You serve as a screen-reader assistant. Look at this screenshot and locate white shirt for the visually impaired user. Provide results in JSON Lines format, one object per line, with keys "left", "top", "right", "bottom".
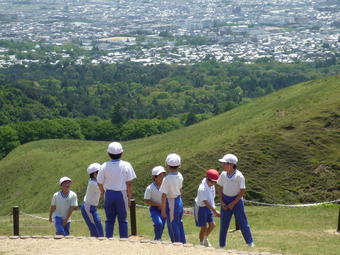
{"left": 84, "top": 179, "right": 101, "bottom": 206}
{"left": 195, "top": 178, "right": 216, "bottom": 208}
{"left": 144, "top": 182, "right": 163, "bottom": 205}
{"left": 159, "top": 172, "right": 183, "bottom": 198}
{"left": 217, "top": 170, "right": 245, "bottom": 197}
{"left": 97, "top": 160, "right": 136, "bottom": 191}
{"left": 51, "top": 191, "right": 78, "bottom": 221}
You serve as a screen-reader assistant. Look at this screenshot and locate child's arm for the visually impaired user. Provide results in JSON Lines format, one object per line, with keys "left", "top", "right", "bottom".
{"left": 63, "top": 206, "right": 77, "bottom": 226}
{"left": 219, "top": 186, "right": 228, "bottom": 210}
{"left": 144, "top": 199, "right": 162, "bottom": 209}
{"left": 98, "top": 183, "right": 105, "bottom": 194}
{"left": 49, "top": 205, "right": 56, "bottom": 223}
{"left": 226, "top": 189, "right": 245, "bottom": 210}
{"left": 126, "top": 181, "right": 132, "bottom": 207}
{"left": 203, "top": 200, "right": 220, "bottom": 217}
{"left": 161, "top": 193, "right": 167, "bottom": 218}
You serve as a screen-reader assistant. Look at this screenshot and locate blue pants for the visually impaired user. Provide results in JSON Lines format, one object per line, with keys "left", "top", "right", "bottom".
{"left": 219, "top": 195, "right": 253, "bottom": 247}
{"left": 166, "top": 196, "right": 186, "bottom": 243}
{"left": 81, "top": 202, "right": 104, "bottom": 237}
{"left": 194, "top": 205, "right": 213, "bottom": 227}
{"left": 104, "top": 190, "right": 128, "bottom": 238}
{"left": 54, "top": 216, "right": 70, "bottom": 236}
{"left": 150, "top": 206, "right": 166, "bottom": 240}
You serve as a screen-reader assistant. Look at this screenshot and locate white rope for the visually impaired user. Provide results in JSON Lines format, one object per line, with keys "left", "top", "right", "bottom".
{"left": 20, "top": 212, "right": 83, "bottom": 222}
{"left": 243, "top": 199, "right": 340, "bottom": 207}
{"left": 18, "top": 199, "right": 340, "bottom": 222}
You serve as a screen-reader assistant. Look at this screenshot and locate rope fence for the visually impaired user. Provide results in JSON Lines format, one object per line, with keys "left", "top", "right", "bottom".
{"left": 5, "top": 198, "right": 340, "bottom": 236}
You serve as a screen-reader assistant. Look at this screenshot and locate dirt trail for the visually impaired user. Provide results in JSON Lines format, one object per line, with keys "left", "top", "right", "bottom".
{"left": 0, "top": 237, "right": 278, "bottom": 255}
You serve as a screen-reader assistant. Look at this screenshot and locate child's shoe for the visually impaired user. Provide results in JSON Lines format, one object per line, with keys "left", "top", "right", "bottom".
{"left": 203, "top": 238, "right": 211, "bottom": 247}
{"left": 248, "top": 242, "right": 255, "bottom": 247}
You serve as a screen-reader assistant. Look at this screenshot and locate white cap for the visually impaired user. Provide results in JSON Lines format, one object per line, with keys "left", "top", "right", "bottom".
{"left": 152, "top": 166, "right": 166, "bottom": 176}
{"left": 87, "top": 163, "right": 101, "bottom": 175}
{"left": 218, "top": 154, "right": 238, "bottom": 164}
{"left": 166, "top": 153, "right": 181, "bottom": 167}
{"left": 59, "top": 176, "right": 72, "bottom": 185}
{"left": 107, "top": 142, "right": 123, "bottom": 154}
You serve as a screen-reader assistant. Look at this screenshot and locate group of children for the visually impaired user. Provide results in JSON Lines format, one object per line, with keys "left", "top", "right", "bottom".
{"left": 49, "top": 141, "right": 254, "bottom": 248}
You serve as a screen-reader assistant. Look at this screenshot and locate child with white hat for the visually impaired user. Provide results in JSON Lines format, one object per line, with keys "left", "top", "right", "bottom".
{"left": 97, "top": 142, "right": 137, "bottom": 238}
{"left": 81, "top": 163, "right": 104, "bottom": 237}
{"left": 194, "top": 169, "right": 220, "bottom": 247}
{"left": 49, "top": 177, "right": 78, "bottom": 236}
{"left": 217, "top": 154, "right": 254, "bottom": 248}
{"left": 144, "top": 166, "right": 167, "bottom": 240}
{"left": 160, "top": 153, "right": 186, "bottom": 243}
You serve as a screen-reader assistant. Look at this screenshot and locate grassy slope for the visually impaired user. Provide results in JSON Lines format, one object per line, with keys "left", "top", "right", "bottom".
{"left": 0, "top": 75, "right": 339, "bottom": 215}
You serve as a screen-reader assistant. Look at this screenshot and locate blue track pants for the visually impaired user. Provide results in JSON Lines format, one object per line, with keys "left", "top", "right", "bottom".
{"left": 149, "top": 206, "right": 166, "bottom": 240}
{"left": 219, "top": 195, "right": 253, "bottom": 247}
{"left": 54, "top": 216, "right": 70, "bottom": 236}
{"left": 104, "top": 190, "right": 128, "bottom": 238}
{"left": 81, "top": 202, "right": 104, "bottom": 237}
{"left": 166, "top": 196, "right": 186, "bottom": 243}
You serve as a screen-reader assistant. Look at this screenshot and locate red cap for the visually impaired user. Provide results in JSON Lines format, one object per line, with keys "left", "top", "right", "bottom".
{"left": 206, "top": 169, "right": 219, "bottom": 182}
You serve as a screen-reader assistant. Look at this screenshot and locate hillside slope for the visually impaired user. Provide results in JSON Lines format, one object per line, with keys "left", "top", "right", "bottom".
{"left": 0, "top": 75, "right": 339, "bottom": 214}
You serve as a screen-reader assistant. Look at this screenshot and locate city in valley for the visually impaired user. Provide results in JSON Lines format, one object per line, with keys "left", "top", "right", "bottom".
{"left": 0, "top": 0, "right": 339, "bottom": 67}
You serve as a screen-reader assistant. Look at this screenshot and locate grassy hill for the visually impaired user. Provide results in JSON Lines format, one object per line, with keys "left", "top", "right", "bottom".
{"left": 0, "top": 75, "right": 339, "bottom": 215}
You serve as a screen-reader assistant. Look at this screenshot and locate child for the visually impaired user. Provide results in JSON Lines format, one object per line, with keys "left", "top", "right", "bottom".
{"left": 160, "top": 153, "right": 186, "bottom": 243}
{"left": 217, "top": 154, "right": 254, "bottom": 248}
{"left": 97, "top": 141, "right": 136, "bottom": 238}
{"left": 49, "top": 177, "right": 78, "bottom": 236}
{"left": 194, "top": 169, "right": 220, "bottom": 247}
{"left": 81, "top": 163, "right": 104, "bottom": 237}
{"left": 144, "top": 166, "right": 167, "bottom": 240}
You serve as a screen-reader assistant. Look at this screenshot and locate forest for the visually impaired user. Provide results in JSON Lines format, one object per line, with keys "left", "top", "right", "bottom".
{"left": 0, "top": 56, "right": 339, "bottom": 159}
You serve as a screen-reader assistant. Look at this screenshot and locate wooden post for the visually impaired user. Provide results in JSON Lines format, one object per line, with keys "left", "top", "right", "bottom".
{"left": 130, "top": 199, "right": 137, "bottom": 236}
{"left": 13, "top": 206, "right": 19, "bottom": 236}
{"left": 337, "top": 207, "right": 340, "bottom": 233}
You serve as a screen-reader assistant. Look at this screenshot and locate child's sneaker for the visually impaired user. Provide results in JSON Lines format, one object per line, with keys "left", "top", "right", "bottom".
{"left": 199, "top": 241, "right": 204, "bottom": 246}
{"left": 203, "top": 238, "right": 211, "bottom": 247}
{"left": 248, "top": 242, "right": 255, "bottom": 247}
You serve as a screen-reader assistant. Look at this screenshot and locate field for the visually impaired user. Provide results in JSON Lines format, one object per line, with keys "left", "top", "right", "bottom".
{"left": 0, "top": 206, "right": 339, "bottom": 255}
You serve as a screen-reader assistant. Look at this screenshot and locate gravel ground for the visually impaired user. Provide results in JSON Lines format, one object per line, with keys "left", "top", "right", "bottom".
{"left": 0, "top": 237, "right": 266, "bottom": 255}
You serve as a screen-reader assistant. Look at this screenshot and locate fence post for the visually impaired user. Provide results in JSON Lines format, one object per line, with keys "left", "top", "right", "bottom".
{"left": 13, "top": 206, "right": 19, "bottom": 236}
{"left": 130, "top": 199, "right": 137, "bottom": 236}
{"left": 337, "top": 207, "right": 340, "bottom": 233}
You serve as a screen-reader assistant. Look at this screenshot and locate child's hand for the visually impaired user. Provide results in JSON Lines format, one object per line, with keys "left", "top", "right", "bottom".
{"left": 161, "top": 210, "right": 167, "bottom": 218}
{"left": 62, "top": 219, "right": 68, "bottom": 226}
{"left": 49, "top": 216, "right": 52, "bottom": 223}
{"left": 226, "top": 202, "right": 235, "bottom": 210}
{"left": 221, "top": 202, "right": 228, "bottom": 210}
{"left": 214, "top": 210, "right": 221, "bottom": 217}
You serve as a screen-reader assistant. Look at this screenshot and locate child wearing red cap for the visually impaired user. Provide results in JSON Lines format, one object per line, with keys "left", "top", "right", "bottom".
{"left": 194, "top": 169, "right": 220, "bottom": 247}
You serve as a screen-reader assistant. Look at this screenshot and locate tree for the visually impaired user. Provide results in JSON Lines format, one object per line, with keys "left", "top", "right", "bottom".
{"left": 0, "top": 126, "right": 20, "bottom": 159}
{"left": 185, "top": 111, "right": 198, "bottom": 126}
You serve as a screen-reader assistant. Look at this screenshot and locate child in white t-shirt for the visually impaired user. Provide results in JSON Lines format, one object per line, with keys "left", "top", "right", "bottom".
{"left": 49, "top": 177, "right": 78, "bottom": 236}
{"left": 81, "top": 163, "right": 104, "bottom": 237}
{"left": 160, "top": 153, "right": 186, "bottom": 243}
{"left": 194, "top": 169, "right": 220, "bottom": 247}
{"left": 217, "top": 154, "right": 254, "bottom": 248}
{"left": 144, "top": 166, "right": 166, "bottom": 240}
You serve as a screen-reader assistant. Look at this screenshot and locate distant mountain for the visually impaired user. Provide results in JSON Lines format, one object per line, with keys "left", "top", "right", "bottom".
{"left": 0, "top": 75, "right": 339, "bottom": 215}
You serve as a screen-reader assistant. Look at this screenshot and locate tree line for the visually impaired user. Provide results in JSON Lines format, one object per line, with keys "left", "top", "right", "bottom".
{"left": 0, "top": 57, "right": 339, "bottom": 159}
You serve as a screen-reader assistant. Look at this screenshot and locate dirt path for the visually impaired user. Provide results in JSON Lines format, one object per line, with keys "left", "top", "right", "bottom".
{"left": 0, "top": 237, "right": 278, "bottom": 255}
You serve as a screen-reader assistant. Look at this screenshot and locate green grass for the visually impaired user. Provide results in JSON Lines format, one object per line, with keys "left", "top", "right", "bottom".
{"left": 0, "top": 206, "right": 339, "bottom": 255}
{"left": 0, "top": 76, "right": 339, "bottom": 215}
